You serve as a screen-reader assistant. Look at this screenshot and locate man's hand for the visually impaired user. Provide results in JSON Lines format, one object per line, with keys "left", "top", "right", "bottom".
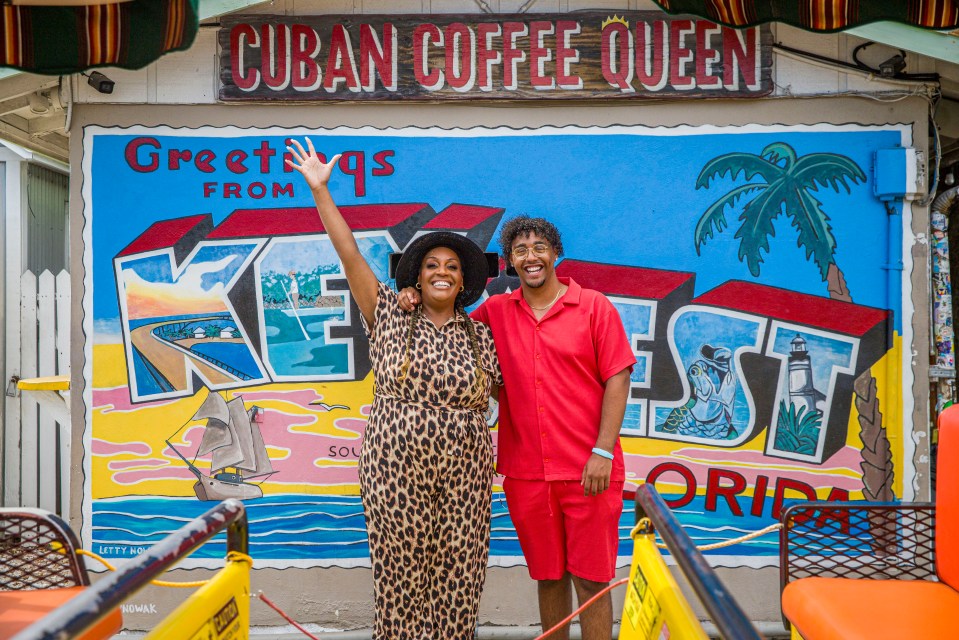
{"left": 581, "top": 453, "right": 612, "bottom": 496}
{"left": 398, "top": 286, "right": 421, "bottom": 311}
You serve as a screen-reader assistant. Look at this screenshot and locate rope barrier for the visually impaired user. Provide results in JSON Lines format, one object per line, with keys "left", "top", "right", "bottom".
{"left": 687, "top": 523, "right": 783, "bottom": 551}
{"left": 630, "top": 519, "right": 784, "bottom": 550}
{"left": 255, "top": 579, "right": 631, "bottom": 640}
{"left": 257, "top": 592, "right": 322, "bottom": 640}
{"left": 77, "top": 548, "right": 211, "bottom": 588}
{"left": 533, "top": 577, "right": 629, "bottom": 640}
{"left": 69, "top": 519, "right": 783, "bottom": 639}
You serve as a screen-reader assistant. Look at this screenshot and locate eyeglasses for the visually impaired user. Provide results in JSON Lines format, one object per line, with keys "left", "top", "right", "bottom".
{"left": 511, "top": 243, "right": 551, "bottom": 259}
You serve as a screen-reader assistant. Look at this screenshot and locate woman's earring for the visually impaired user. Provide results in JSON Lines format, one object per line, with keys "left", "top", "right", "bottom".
{"left": 415, "top": 282, "right": 421, "bottom": 290}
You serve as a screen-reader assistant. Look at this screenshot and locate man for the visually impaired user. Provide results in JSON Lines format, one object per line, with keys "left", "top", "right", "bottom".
{"left": 288, "top": 270, "right": 300, "bottom": 309}
{"left": 402, "top": 216, "right": 634, "bottom": 639}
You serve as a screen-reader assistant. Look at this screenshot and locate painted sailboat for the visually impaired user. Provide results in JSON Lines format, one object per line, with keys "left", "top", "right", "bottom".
{"left": 167, "top": 392, "right": 274, "bottom": 501}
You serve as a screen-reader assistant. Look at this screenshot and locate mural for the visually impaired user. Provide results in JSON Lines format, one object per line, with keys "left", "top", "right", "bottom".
{"left": 83, "top": 123, "right": 914, "bottom": 568}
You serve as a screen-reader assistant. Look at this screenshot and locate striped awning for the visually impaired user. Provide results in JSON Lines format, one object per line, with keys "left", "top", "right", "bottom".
{"left": 0, "top": 0, "right": 198, "bottom": 75}
{"left": 651, "top": 0, "right": 959, "bottom": 32}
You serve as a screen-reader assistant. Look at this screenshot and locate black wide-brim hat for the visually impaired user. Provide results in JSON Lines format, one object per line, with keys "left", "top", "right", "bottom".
{"left": 390, "top": 232, "right": 499, "bottom": 307}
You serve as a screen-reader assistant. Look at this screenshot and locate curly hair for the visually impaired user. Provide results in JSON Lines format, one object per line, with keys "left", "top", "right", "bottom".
{"left": 497, "top": 215, "right": 564, "bottom": 262}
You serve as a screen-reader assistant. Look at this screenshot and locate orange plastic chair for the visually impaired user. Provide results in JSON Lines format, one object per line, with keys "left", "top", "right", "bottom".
{"left": 0, "top": 508, "right": 121, "bottom": 639}
{"left": 781, "top": 405, "right": 959, "bottom": 640}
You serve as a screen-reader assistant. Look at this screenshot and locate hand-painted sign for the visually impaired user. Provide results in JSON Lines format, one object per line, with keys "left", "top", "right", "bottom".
{"left": 217, "top": 12, "right": 773, "bottom": 101}
{"left": 84, "top": 123, "right": 911, "bottom": 570}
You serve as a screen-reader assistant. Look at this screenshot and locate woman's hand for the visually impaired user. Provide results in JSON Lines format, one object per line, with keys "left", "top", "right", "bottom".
{"left": 286, "top": 138, "right": 341, "bottom": 191}
{"left": 285, "top": 137, "right": 377, "bottom": 328}
{"left": 398, "top": 286, "right": 421, "bottom": 311}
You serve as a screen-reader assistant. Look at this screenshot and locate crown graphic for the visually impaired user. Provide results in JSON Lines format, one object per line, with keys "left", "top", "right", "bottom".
{"left": 601, "top": 15, "right": 629, "bottom": 29}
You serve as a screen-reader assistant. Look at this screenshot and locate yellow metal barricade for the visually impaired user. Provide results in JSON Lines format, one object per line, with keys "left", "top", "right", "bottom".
{"left": 619, "top": 520, "right": 708, "bottom": 640}
{"left": 147, "top": 551, "right": 252, "bottom": 640}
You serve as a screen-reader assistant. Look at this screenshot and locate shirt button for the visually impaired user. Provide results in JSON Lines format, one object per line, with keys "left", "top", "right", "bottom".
{"left": 544, "top": 458, "right": 550, "bottom": 463}
{"left": 541, "top": 431, "right": 547, "bottom": 437}
{"left": 536, "top": 327, "right": 540, "bottom": 332}
{"left": 539, "top": 406, "right": 544, "bottom": 412}
{"left": 536, "top": 379, "right": 541, "bottom": 387}
{"left": 535, "top": 353, "right": 540, "bottom": 359}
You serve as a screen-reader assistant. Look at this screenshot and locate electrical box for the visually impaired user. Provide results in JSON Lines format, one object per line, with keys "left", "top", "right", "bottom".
{"left": 873, "top": 147, "right": 923, "bottom": 201}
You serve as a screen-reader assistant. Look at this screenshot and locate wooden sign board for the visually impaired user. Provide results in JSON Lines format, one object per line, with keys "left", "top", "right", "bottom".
{"left": 218, "top": 12, "right": 773, "bottom": 102}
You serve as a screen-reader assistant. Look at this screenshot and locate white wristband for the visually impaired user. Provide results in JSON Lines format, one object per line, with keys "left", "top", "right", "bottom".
{"left": 591, "top": 447, "right": 614, "bottom": 460}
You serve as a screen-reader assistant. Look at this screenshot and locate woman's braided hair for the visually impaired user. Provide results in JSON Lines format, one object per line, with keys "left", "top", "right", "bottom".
{"left": 394, "top": 258, "right": 487, "bottom": 396}
{"left": 395, "top": 304, "right": 420, "bottom": 384}
{"left": 458, "top": 302, "right": 487, "bottom": 397}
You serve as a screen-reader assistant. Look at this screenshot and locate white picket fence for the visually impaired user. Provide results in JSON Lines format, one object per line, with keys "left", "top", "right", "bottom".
{"left": 2, "top": 270, "right": 71, "bottom": 514}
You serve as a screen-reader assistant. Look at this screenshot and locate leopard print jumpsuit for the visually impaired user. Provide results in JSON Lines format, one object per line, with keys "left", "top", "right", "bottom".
{"left": 360, "top": 283, "right": 502, "bottom": 640}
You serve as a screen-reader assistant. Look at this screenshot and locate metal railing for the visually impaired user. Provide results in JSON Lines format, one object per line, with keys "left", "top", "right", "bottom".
{"left": 13, "top": 499, "right": 248, "bottom": 640}
{"left": 635, "top": 484, "right": 764, "bottom": 640}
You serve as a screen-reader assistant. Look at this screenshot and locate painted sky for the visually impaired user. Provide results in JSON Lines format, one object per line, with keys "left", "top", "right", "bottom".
{"left": 91, "top": 124, "right": 905, "bottom": 332}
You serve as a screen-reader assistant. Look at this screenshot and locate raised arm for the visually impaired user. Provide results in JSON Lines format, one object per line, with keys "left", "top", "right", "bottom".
{"left": 287, "top": 138, "right": 378, "bottom": 327}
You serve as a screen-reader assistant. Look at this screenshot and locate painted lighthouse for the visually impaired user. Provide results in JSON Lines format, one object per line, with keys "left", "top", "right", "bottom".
{"left": 787, "top": 334, "right": 826, "bottom": 415}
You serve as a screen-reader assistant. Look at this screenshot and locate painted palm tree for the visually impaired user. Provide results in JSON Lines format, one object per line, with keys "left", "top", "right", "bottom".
{"left": 693, "top": 141, "right": 866, "bottom": 301}
{"left": 693, "top": 142, "right": 893, "bottom": 503}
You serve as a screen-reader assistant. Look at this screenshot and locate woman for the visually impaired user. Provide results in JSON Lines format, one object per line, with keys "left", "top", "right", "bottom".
{"left": 287, "top": 138, "right": 501, "bottom": 640}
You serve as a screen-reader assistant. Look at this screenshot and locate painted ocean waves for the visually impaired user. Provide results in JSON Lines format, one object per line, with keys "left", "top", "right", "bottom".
{"left": 90, "top": 493, "right": 780, "bottom": 562}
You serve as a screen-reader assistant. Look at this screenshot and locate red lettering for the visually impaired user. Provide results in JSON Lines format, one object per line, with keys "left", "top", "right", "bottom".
{"left": 372, "top": 150, "right": 395, "bottom": 176}
{"left": 646, "top": 462, "right": 696, "bottom": 508}
{"left": 201, "top": 181, "right": 296, "bottom": 198}
{"left": 125, "top": 137, "right": 160, "bottom": 173}
{"left": 360, "top": 23, "right": 397, "bottom": 91}
{"left": 601, "top": 23, "right": 632, "bottom": 91}
{"left": 723, "top": 27, "right": 758, "bottom": 90}
{"left": 253, "top": 141, "right": 276, "bottom": 174}
{"left": 695, "top": 21, "right": 723, "bottom": 89}
{"left": 226, "top": 150, "right": 248, "bottom": 174}
{"left": 750, "top": 475, "right": 769, "bottom": 517}
{"left": 230, "top": 24, "right": 260, "bottom": 91}
{"left": 273, "top": 183, "right": 294, "bottom": 197}
{"left": 528, "top": 21, "right": 554, "bottom": 89}
{"left": 261, "top": 24, "right": 291, "bottom": 90}
{"left": 413, "top": 24, "right": 443, "bottom": 90}
{"left": 282, "top": 140, "right": 296, "bottom": 173}
{"left": 636, "top": 21, "right": 669, "bottom": 91}
{"left": 291, "top": 24, "right": 322, "bottom": 92}
{"left": 705, "top": 468, "right": 746, "bottom": 516}
{"left": 501, "top": 22, "right": 527, "bottom": 90}
{"left": 555, "top": 21, "right": 582, "bottom": 89}
{"left": 669, "top": 20, "right": 695, "bottom": 89}
{"left": 814, "top": 488, "right": 851, "bottom": 534}
{"left": 446, "top": 23, "right": 475, "bottom": 91}
{"left": 772, "top": 477, "right": 818, "bottom": 520}
{"left": 476, "top": 23, "right": 502, "bottom": 92}
{"left": 324, "top": 25, "right": 359, "bottom": 92}
{"left": 195, "top": 150, "right": 216, "bottom": 174}
{"left": 248, "top": 182, "right": 267, "bottom": 198}
{"left": 339, "top": 152, "right": 366, "bottom": 197}
{"left": 167, "top": 149, "right": 191, "bottom": 171}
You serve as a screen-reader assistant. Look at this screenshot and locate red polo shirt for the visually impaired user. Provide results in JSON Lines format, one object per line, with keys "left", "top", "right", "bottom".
{"left": 472, "top": 277, "right": 635, "bottom": 481}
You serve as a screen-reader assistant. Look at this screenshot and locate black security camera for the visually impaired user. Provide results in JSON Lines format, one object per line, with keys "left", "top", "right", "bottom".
{"left": 84, "top": 71, "right": 115, "bottom": 94}
{"left": 878, "top": 54, "right": 906, "bottom": 78}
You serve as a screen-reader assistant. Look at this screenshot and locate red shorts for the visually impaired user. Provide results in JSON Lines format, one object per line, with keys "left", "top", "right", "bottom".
{"left": 503, "top": 477, "right": 624, "bottom": 583}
